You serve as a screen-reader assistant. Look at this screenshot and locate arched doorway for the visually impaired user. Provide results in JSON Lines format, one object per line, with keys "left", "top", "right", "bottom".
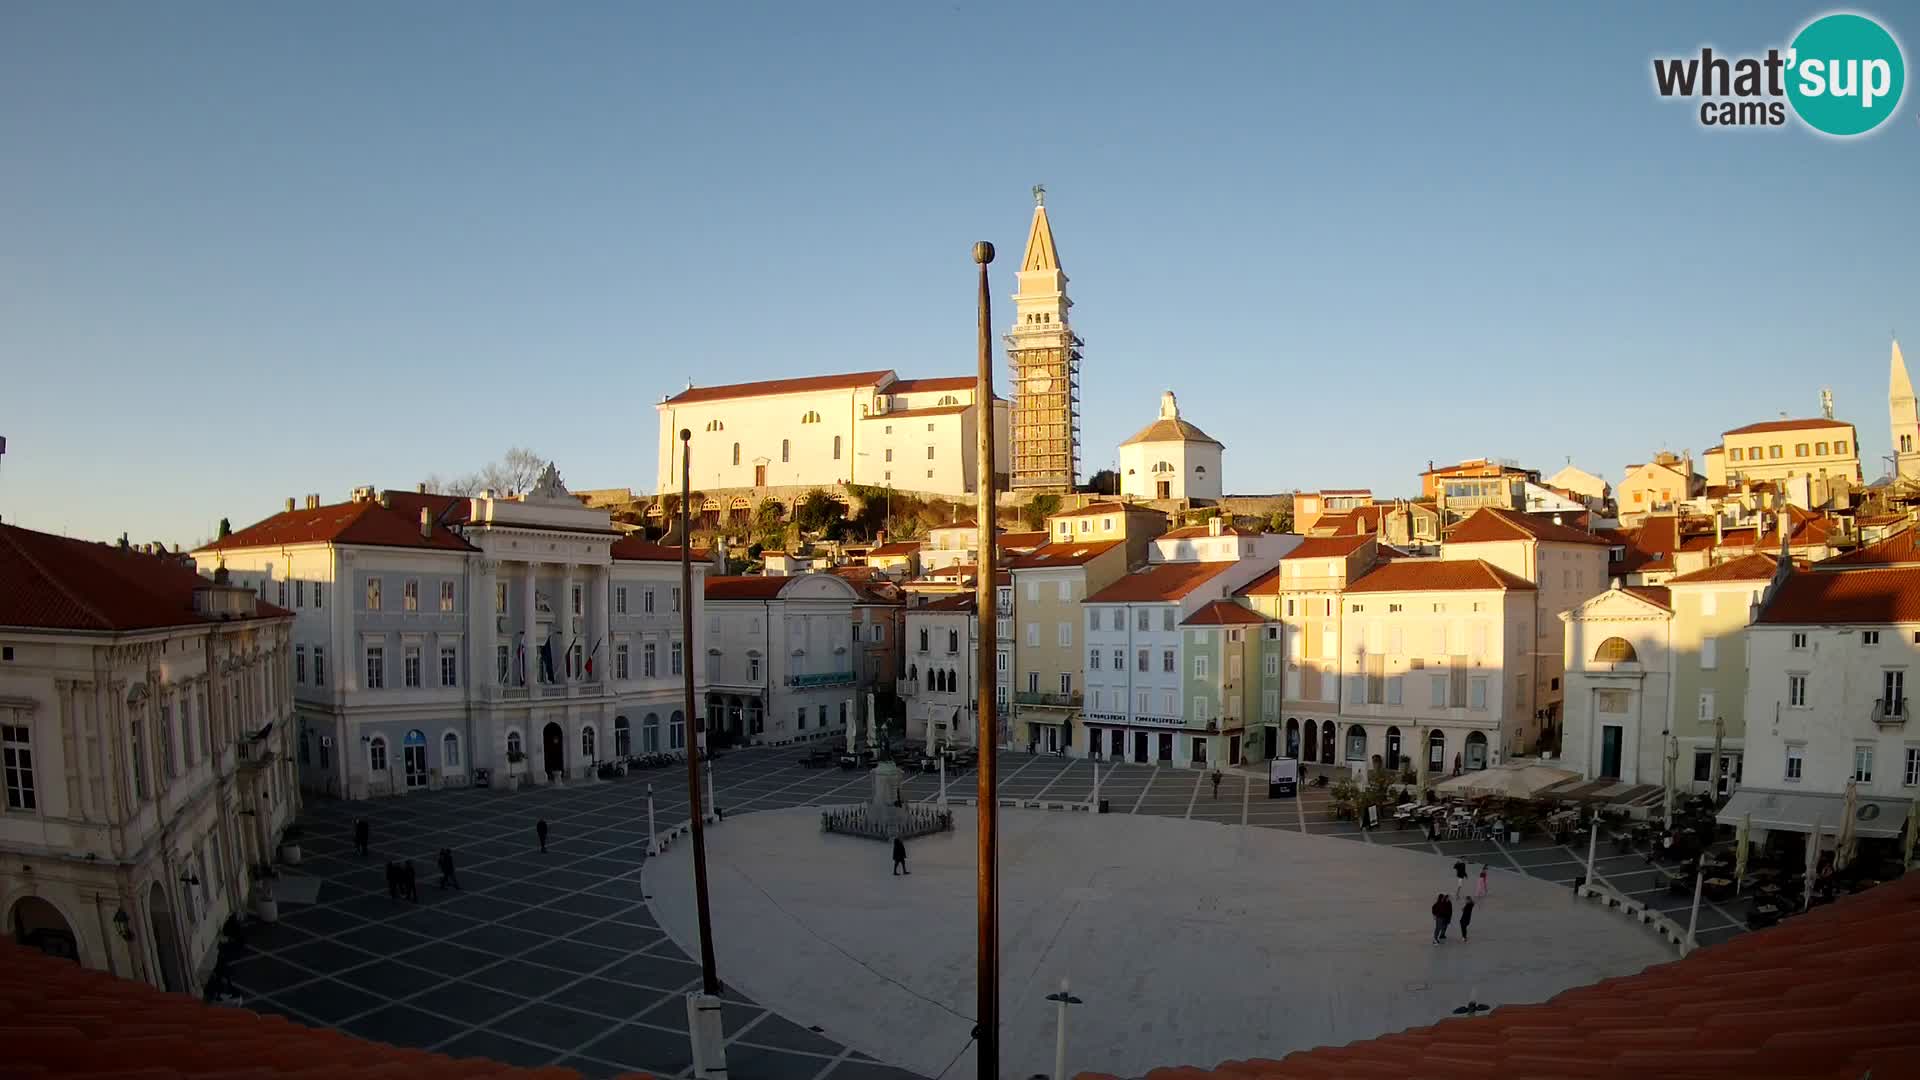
{"left": 10, "top": 895, "right": 78, "bottom": 963}
{"left": 1385, "top": 726, "right": 1402, "bottom": 771}
{"left": 147, "top": 882, "right": 185, "bottom": 993}
{"left": 1345, "top": 724, "right": 1367, "bottom": 764}
{"left": 643, "top": 713, "right": 661, "bottom": 752}
{"left": 1465, "top": 731, "right": 1489, "bottom": 771}
{"left": 1320, "top": 721, "right": 1337, "bottom": 764}
{"left": 1301, "top": 720, "right": 1317, "bottom": 762}
{"left": 402, "top": 729, "right": 428, "bottom": 789}
{"left": 1285, "top": 718, "right": 1300, "bottom": 759}
{"left": 541, "top": 722, "right": 564, "bottom": 778}
{"left": 614, "top": 716, "right": 631, "bottom": 757}
{"left": 1427, "top": 729, "right": 1447, "bottom": 773}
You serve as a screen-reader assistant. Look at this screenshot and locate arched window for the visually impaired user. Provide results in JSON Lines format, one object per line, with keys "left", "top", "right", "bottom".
{"left": 908, "top": 664, "right": 917, "bottom": 686}
{"left": 1594, "top": 637, "right": 1637, "bottom": 663}
{"left": 643, "top": 713, "right": 661, "bottom": 752}
{"left": 732, "top": 443, "right": 741, "bottom": 466}
{"left": 507, "top": 730, "right": 523, "bottom": 757}
{"left": 369, "top": 735, "right": 387, "bottom": 773}
{"left": 1427, "top": 729, "right": 1446, "bottom": 769}
{"left": 833, "top": 435, "right": 842, "bottom": 460}
{"left": 781, "top": 439, "right": 790, "bottom": 463}
{"left": 801, "top": 410, "right": 821, "bottom": 423}
{"left": 706, "top": 419, "right": 724, "bottom": 432}
{"left": 582, "top": 725, "right": 597, "bottom": 759}
{"left": 442, "top": 731, "right": 461, "bottom": 767}
{"left": 614, "top": 716, "right": 631, "bottom": 756}
{"left": 937, "top": 394, "right": 959, "bottom": 406}
{"left": 1194, "top": 465, "right": 1207, "bottom": 475}
{"left": 1345, "top": 724, "right": 1367, "bottom": 761}
{"left": 669, "top": 710, "right": 686, "bottom": 749}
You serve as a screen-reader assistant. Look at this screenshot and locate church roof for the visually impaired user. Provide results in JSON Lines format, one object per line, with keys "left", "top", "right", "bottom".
{"left": 1119, "top": 415, "right": 1223, "bottom": 448}
{"left": 660, "top": 370, "right": 894, "bottom": 406}
{"left": 1021, "top": 202, "right": 1061, "bottom": 272}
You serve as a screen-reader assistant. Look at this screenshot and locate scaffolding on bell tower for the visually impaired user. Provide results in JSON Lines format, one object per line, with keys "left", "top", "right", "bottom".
{"left": 1005, "top": 188, "right": 1081, "bottom": 494}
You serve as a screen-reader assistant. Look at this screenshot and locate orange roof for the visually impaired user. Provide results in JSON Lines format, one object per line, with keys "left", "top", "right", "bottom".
{"left": 1, "top": 523, "right": 290, "bottom": 631}
{"left": 660, "top": 369, "right": 892, "bottom": 406}
{"left": 1233, "top": 566, "right": 1284, "bottom": 597}
{"left": 1160, "top": 524, "right": 1253, "bottom": 539}
{"left": 1086, "top": 560, "right": 1239, "bottom": 603}
{"left": 1007, "top": 540, "right": 1124, "bottom": 569}
{"left": 0, "top": 940, "right": 652, "bottom": 1079}
{"left": 1622, "top": 584, "right": 1673, "bottom": 610}
{"left": 1345, "top": 559, "right": 1534, "bottom": 593}
{"left": 705, "top": 575, "right": 793, "bottom": 600}
{"left": 1723, "top": 416, "right": 1855, "bottom": 436}
{"left": 196, "top": 500, "right": 477, "bottom": 554}
{"left": 861, "top": 404, "right": 973, "bottom": 419}
{"left": 1602, "top": 514, "right": 1681, "bottom": 576}
{"left": 1445, "top": 507, "right": 1610, "bottom": 547}
{"left": 1182, "top": 600, "right": 1271, "bottom": 626}
{"left": 887, "top": 376, "right": 974, "bottom": 394}
{"left": 1758, "top": 566, "right": 1920, "bottom": 624}
{"left": 995, "top": 530, "right": 1049, "bottom": 551}
{"left": 1683, "top": 508, "right": 1837, "bottom": 554}
{"left": 1049, "top": 501, "right": 1155, "bottom": 518}
{"left": 868, "top": 541, "right": 922, "bottom": 556}
{"left": 380, "top": 489, "right": 474, "bottom": 525}
{"left": 922, "top": 593, "right": 977, "bottom": 611}
{"left": 1822, "top": 527, "right": 1920, "bottom": 567}
{"left": 1279, "top": 534, "right": 1376, "bottom": 560}
{"left": 1078, "top": 873, "right": 1920, "bottom": 1080}
{"left": 609, "top": 535, "right": 696, "bottom": 562}
{"left": 1667, "top": 553, "right": 1782, "bottom": 584}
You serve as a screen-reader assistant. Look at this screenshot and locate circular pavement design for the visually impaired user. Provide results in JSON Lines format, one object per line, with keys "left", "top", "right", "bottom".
{"left": 647, "top": 806, "right": 1675, "bottom": 1079}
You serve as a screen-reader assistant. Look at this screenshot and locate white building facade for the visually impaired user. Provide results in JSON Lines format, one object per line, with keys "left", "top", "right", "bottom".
{"left": 1559, "top": 583, "right": 1675, "bottom": 786}
{"left": 704, "top": 573, "right": 865, "bottom": 746}
{"left": 1118, "top": 391, "right": 1224, "bottom": 503}
{"left": 903, "top": 595, "right": 979, "bottom": 750}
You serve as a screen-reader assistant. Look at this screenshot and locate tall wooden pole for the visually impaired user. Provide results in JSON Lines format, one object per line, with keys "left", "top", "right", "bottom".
{"left": 971, "top": 239, "right": 999, "bottom": 1079}
{"left": 680, "top": 428, "right": 720, "bottom": 995}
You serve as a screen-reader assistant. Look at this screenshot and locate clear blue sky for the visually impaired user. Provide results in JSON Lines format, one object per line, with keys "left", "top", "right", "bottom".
{"left": 3, "top": 1, "right": 1916, "bottom": 546}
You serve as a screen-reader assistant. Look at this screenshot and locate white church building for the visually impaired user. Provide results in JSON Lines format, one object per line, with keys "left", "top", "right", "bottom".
{"left": 1119, "top": 391, "right": 1224, "bottom": 502}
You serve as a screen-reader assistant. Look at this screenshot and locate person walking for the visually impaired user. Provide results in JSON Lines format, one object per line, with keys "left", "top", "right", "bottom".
{"left": 437, "top": 848, "right": 460, "bottom": 890}
{"left": 536, "top": 818, "right": 549, "bottom": 854}
{"left": 1453, "top": 860, "right": 1468, "bottom": 900}
{"left": 403, "top": 860, "right": 419, "bottom": 902}
{"left": 1460, "top": 896, "right": 1476, "bottom": 941}
{"left": 1210, "top": 770, "right": 1223, "bottom": 800}
{"left": 385, "top": 861, "right": 400, "bottom": 900}
{"left": 354, "top": 818, "right": 370, "bottom": 858}
{"left": 1476, "top": 864, "right": 1490, "bottom": 899}
{"left": 892, "top": 836, "right": 909, "bottom": 876}
{"left": 1431, "top": 893, "right": 1452, "bottom": 944}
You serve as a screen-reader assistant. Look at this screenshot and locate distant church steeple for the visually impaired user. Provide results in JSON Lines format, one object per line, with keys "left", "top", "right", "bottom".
{"left": 1891, "top": 338, "right": 1920, "bottom": 480}
{"left": 1005, "top": 187, "right": 1082, "bottom": 493}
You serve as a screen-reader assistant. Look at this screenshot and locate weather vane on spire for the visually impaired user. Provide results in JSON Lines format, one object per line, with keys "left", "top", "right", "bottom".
{"left": 1032, "top": 183, "right": 1045, "bottom": 207}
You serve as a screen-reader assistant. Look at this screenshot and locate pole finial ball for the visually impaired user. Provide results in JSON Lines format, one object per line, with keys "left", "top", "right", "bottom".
{"left": 972, "top": 241, "right": 995, "bottom": 265}
{"left": 680, "top": 428, "right": 692, "bottom": 442}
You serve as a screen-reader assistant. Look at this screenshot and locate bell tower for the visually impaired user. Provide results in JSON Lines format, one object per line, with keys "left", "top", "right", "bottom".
{"left": 1005, "top": 186, "right": 1081, "bottom": 493}
{"left": 1891, "top": 338, "right": 1920, "bottom": 480}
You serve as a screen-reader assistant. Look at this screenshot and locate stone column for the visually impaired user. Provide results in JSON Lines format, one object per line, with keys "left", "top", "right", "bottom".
{"left": 478, "top": 559, "right": 499, "bottom": 688}
{"left": 560, "top": 566, "right": 576, "bottom": 684}
{"left": 521, "top": 561, "right": 538, "bottom": 686}
{"left": 589, "top": 566, "right": 610, "bottom": 684}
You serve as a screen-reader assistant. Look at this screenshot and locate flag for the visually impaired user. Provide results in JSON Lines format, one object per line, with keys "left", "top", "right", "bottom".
{"left": 585, "top": 637, "right": 602, "bottom": 677}
{"left": 539, "top": 635, "right": 556, "bottom": 683}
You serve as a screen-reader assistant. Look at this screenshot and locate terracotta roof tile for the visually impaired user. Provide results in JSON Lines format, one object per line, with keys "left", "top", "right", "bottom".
{"left": 1723, "top": 417, "right": 1855, "bottom": 436}
{"left": 0, "top": 523, "right": 287, "bottom": 631}
{"left": 1622, "top": 584, "right": 1672, "bottom": 609}
{"left": 1666, "top": 553, "right": 1782, "bottom": 583}
{"left": 1050, "top": 501, "right": 1156, "bottom": 518}
{"left": 1232, "top": 566, "right": 1283, "bottom": 597}
{"left": 1346, "top": 559, "right": 1535, "bottom": 593}
{"left": 1278, "top": 535, "right": 1375, "bottom": 560}
{"left": 1118, "top": 415, "right": 1222, "bottom": 448}
{"left": 1445, "top": 508, "right": 1610, "bottom": 547}
{"left": 867, "top": 541, "right": 922, "bottom": 556}
{"left": 995, "top": 531, "right": 1049, "bottom": 551}
{"left": 608, "top": 535, "right": 698, "bottom": 562}
{"left": 1822, "top": 526, "right": 1920, "bottom": 566}
{"left": 923, "top": 593, "right": 976, "bottom": 611}
{"left": 196, "top": 500, "right": 477, "bottom": 555}
{"left": 1007, "top": 540, "right": 1124, "bottom": 569}
{"left": 1159, "top": 524, "right": 1253, "bottom": 539}
{"left": 705, "top": 575, "right": 793, "bottom": 600}
{"left": 860, "top": 404, "right": 973, "bottom": 419}
{"left": 1181, "top": 600, "right": 1271, "bottom": 626}
{"left": 660, "top": 369, "right": 893, "bottom": 406}
{"left": 886, "top": 376, "right": 974, "bottom": 394}
{"left": 1757, "top": 565, "right": 1920, "bottom": 624}
{"left": 1086, "top": 560, "right": 1238, "bottom": 603}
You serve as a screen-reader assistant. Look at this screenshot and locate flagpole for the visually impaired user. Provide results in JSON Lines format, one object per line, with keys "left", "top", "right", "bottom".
{"left": 679, "top": 428, "right": 720, "bottom": 994}
{"left": 971, "top": 238, "right": 1000, "bottom": 1080}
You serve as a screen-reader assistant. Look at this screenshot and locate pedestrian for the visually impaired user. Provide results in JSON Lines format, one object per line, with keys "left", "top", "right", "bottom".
{"left": 1431, "top": 893, "right": 1451, "bottom": 944}
{"left": 403, "top": 860, "right": 419, "bottom": 902}
{"left": 385, "top": 861, "right": 400, "bottom": 900}
{"left": 536, "top": 818, "right": 549, "bottom": 854}
{"left": 354, "top": 818, "right": 370, "bottom": 857}
{"left": 1460, "top": 896, "right": 1475, "bottom": 941}
{"left": 892, "top": 836, "right": 909, "bottom": 876}
{"left": 1210, "top": 770, "right": 1222, "bottom": 799}
{"left": 1453, "top": 860, "right": 1468, "bottom": 900}
{"left": 1476, "top": 864, "right": 1490, "bottom": 899}
{"left": 437, "top": 848, "right": 460, "bottom": 890}
{"left": 1452, "top": 752, "right": 1462, "bottom": 778}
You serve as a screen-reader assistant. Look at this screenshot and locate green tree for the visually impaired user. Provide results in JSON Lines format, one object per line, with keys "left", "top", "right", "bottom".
{"left": 1266, "top": 508, "right": 1295, "bottom": 533}
{"left": 1021, "top": 493, "right": 1062, "bottom": 531}
{"left": 1084, "top": 469, "right": 1120, "bottom": 496}
{"left": 752, "top": 497, "right": 789, "bottom": 549}
{"left": 795, "top": 489, "right": 845, "bottom": 537}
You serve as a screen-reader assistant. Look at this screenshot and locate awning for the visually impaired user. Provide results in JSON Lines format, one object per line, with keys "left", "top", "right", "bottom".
{"left": 1716, "top": 787, "right": 1913, "bottom": 839}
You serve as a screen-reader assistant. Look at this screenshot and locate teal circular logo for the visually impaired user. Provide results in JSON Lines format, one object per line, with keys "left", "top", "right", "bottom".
{"left": 1786, "top": 13, "right": 1905, "bottom": 136}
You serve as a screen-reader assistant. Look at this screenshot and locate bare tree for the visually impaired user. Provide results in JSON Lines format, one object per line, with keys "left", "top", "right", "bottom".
{"left": 423, "top": 448, "right": 546, "bottom": 497}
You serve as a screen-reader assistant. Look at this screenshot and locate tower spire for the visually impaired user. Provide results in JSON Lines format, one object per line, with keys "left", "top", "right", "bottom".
{"left": 1889, "top": 337, "right": 1919, "bottom": 481}
{"left": 1005, "top": 188, "right": 1080, "bottom": 494}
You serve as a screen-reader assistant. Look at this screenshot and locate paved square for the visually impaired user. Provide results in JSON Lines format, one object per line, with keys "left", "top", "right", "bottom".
{"left": 230, "top": 746, "right": 1745, "bottom": 1079}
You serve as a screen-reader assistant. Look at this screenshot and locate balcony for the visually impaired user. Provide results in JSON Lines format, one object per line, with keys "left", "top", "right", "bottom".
{"left": 1873, "top": 697, "right": 1908, "bottom": 729}
{"left": 235, "top": 737, "right": 275, "bottom": 771}
{"left": 789, "top": 671, "right": 856, "bottom": 689}
{"left": 1014, "top": 690, "right": 1082, "bottom": 709}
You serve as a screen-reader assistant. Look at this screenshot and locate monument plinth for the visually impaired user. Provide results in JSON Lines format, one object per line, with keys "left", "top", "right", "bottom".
{"left": 821, "top": 750, "right": 952, "bottom": 841}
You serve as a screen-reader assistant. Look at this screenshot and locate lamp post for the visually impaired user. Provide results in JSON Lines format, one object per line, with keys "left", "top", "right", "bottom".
{"left": 678, "top": 427, "right": 727, "bottom": 1076}
{"left": 647, "top": 782, "right": 659, "bottom": 855}
{"left": 971, "top": 238, "right": 1000, "bottom": 1080}
{"left": 1046, "top": 978, "right": 1083, "bottom": 1080}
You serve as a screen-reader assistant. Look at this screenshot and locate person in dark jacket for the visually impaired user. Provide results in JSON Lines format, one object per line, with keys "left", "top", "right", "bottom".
{"left": 386, "top": 861, "right": 401, "bottom": 900}
{"left": 354, "top": 818, "right": 370, "bottom": 857}
{"left": 1431, "top": 893, "right": 1453, "bottom": 943}
{"left": 405, "top": 860, "right": 421, "bottom": 902}
{"left": 436, "top": 848, "right": 460, "bottom": 890}
{"left": 892, "top": 836, "right": 909, "bottom": 876}
{"left": 1460, "top": 896, "right": 1475, "bottom": 941}
{"left": 536, "top": 818, "right": 549, "bottom": 853}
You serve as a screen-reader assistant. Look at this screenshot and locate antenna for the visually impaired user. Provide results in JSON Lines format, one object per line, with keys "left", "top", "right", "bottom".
{"left": 1820, "top": 388, "right": 1834, "bottom": 420}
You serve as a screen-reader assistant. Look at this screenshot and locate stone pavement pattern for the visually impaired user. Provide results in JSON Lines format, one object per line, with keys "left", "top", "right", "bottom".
{"left": 231, "top": 747, "right": 1744, "bottom": 1079}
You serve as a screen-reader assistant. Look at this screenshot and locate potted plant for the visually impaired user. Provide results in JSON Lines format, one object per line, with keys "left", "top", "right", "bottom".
{"left": 506, "top": 749, "right": 526, "bottom": 790}
{"left": 277, "top": 824, "right": 304, "bottom": 866}
{"left": 250, "top": 862, "right": 279, "bottom": 923}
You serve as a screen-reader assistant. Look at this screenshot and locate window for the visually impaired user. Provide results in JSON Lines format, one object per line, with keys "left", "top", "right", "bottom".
{"left": 366, "top": 646, "right": 385, "bottom": 689}
{"left": 1107, "top": 609, "right": 1122, "bottom": 631}
{"left": 496, "top": 582, "right": 508, "bottom": 612}
{"left": 1163, "top": 649, "right": 1175, "bottom": 673}
{"left": 1700, "top": 636, "right": 1717, "bottom": 670}
{"left": 1431, "top": 676, "right": 1449, "bottom": 708}
{"left": 616, "top": 643, "right": 630, "bottom": 679}
{"left": 1387, "top": 676, "right": 1403, "bottom": 706}
{"left": 644, "top": 588, "right": 656, "bottom": 614}
{"left": 1469, "top": 677, "right": 1488, "bottom": 710}
{"left": 1794, "top": 443, "right": 1809, "bottom": 457}
{"left": 1057, "top": 580, "right": 1072, "bottom": 602}
{"left": 1027, "top": 671, "right": 1039, "bottom": 693}
{"left": 1785, "top": 745, "right": 1803, "bottom": 781}
{"left": 369, "top": 736, "right": 387, "bottom": 773}
{"left": 1864, "top": 630, "right": 1881, "bottom": 646}
{"left": 1026, "top": 623, "right": 1038, "bottom": 647}
{"left": 496, "top": 644, "right": 509, "bottom": 684}
{"left": 507, "top": 730, "right": 524, "bottom": 759}
{"left": 834, "top": 435, "right": 841, "bottom": 459}
{"left": 366, "top": 577, "right": 382, "bottom": 610}
{"left": 616, "top": 587, "right": 628, "bottom": 615}
{"left": 748, "top": 656, "right": 761, "bottom": 681}
{"left": 1729, "top": 447, "right": 1743, "bottom": 462}
{"left": 1137, "top": 609, "right": 1150, "bottom": 631}
{"left": 2, "top": 724, "right": 35, "bottom": 811}
{"left": 1264, "top": 654, "right": 1280, "bottom": 677}
{"left": 1089, "top": 649, "right": 1101, "bottom": 671}
{"left": 1788, "top": 675, "right": 1807, "bottom": 708}
{"left": 1088, "top": 609, "right": 1100, "bottom": 632}
{"left": 885, "top": 448, "right": 893, "bottom": 462}
{"left": 1058, "top": 623, "right": 1072, "bottom": 647}
{"left": 404, "top": 579, "right": 419, "bottom": 612}
{"left": 1136, "top": 649, "right": 1148, "bottom": 672}
{"left": 1853, "top": 745, "right": 1874, "bottom": 783}
{"left": 1162, "top": 609, "right": 1175, "bottom": 632}
{"left": 671, "top": 642, "right": 683, "bottom": 675}
{"left": 926, "top": 445, "right": 935, "bottom": 460}
{"left": 571, "top": 585, "right": 583, "bottom": 616}
{"left": 582, "top": 726, "right": 596, "bottom": 759}
{"left": 440, "top": 646, "right": 457, "bottom": 687}
{"left": 314, "top": 646, "right": 326, "bottom": 684}
{"left": 781, "top": 439, "right": 790, "bottom": 463}
{"left": 1836, "top": 440, "right": 1849, "bottom": 455}
{"left": 1817, "top": 441, "right": 1830, "bottom": 455}
{"left": 295, "top": 580, "right": 305, "bottom": 607}
{"left": 1699, "top": 689, "right": 1716, "bottom": 721}
{"left": 1884, "top": 669, "right": 1905, "bottom": 714}
{"left": 671, "top": 587, "right": 681, "bottom": 612}
{"left": 1112, "top": 648, "right": 1123, "bottom": 671}
{"left": 1059, "top": 673, "right": 1073, "bottom": 694}
{"left": 1194, "top": 656, "right": 1209, "bottom": 677}
{"left": 1769, "top": 445, "right": 1782, "bottom": 460}
{"left": 277, "top": 580, "right": 287, "bottom": 608}
{"left": 440, "top": 580, "right": 455, "bottom": 612}
{"left": 443, "top": 732, "right": 461, "bottom": 768}
{"left": 401, "top": 645, "right": 420, "bottom": 687}
{"left": 670, "top": 712, "right": 686, "bottom": 749}
{"left": 1594, "top": 637, "right": 1637, "bottom": 663}
{"left": 1791, "top": 631, "right": 1808, "bottom": 649}
{"left": 158, "top": 702, "right": 176, "bottom": 778}
{"left": 1693, "top": 751, "right": 1712, "bottom": 783}
{"left": 295, "top": 645, "right": 307, "bottom": 684}
{"left": 1906, "top": 747, "right": 1920, "bottom": 788}
{"left": 732, "top": 443, "right": 741, "bottom": 466}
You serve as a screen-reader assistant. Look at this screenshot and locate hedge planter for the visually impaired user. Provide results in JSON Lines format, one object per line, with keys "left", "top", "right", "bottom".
{"left": 278, "top": 843, "right": 303, "bottom": 865}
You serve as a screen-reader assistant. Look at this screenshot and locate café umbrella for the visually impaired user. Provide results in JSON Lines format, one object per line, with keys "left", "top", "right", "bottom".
{"left": 1905, "top": 796, "right": 1920, "bottom": 869}
{"left": 1733, "top": 812, "right": 1752, "bottom": 893}
{"left": 1432, "top": 762, "right": 1580, "bottom": 801}
{"left": 1835, "top": 780, "right": 1860, "bottom": 872}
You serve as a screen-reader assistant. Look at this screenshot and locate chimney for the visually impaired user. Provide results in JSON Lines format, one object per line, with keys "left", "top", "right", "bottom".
{"left": 305, "top": 494, "right": 320, "bottom": 510}
{"left": 420, "top": 507, "right": 432, "bottom": 539}
{"left": 285, "top": 497, "right": 295, "bottom": 513}
{"left": 379, "top": 492, "right": 392, "bottom": 509}
{"left": 417, "top": 482, "right": 427, "bottom": 494}
{"left": 1208, "top": 515, "right": 1222, "bottom": 536}
{"left": 1714, "top": 514, "right": 1724, "bottom": 545}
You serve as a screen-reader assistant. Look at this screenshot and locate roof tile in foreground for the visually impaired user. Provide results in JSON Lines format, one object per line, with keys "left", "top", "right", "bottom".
{"left": 1073, "top": 872, "right": 1920, "bottom": 1080}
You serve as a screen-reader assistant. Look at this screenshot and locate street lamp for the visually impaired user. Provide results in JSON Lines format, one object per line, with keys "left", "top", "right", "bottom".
{"left": 1045, "top": 978, "right": 1083, "bottom": 1080}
